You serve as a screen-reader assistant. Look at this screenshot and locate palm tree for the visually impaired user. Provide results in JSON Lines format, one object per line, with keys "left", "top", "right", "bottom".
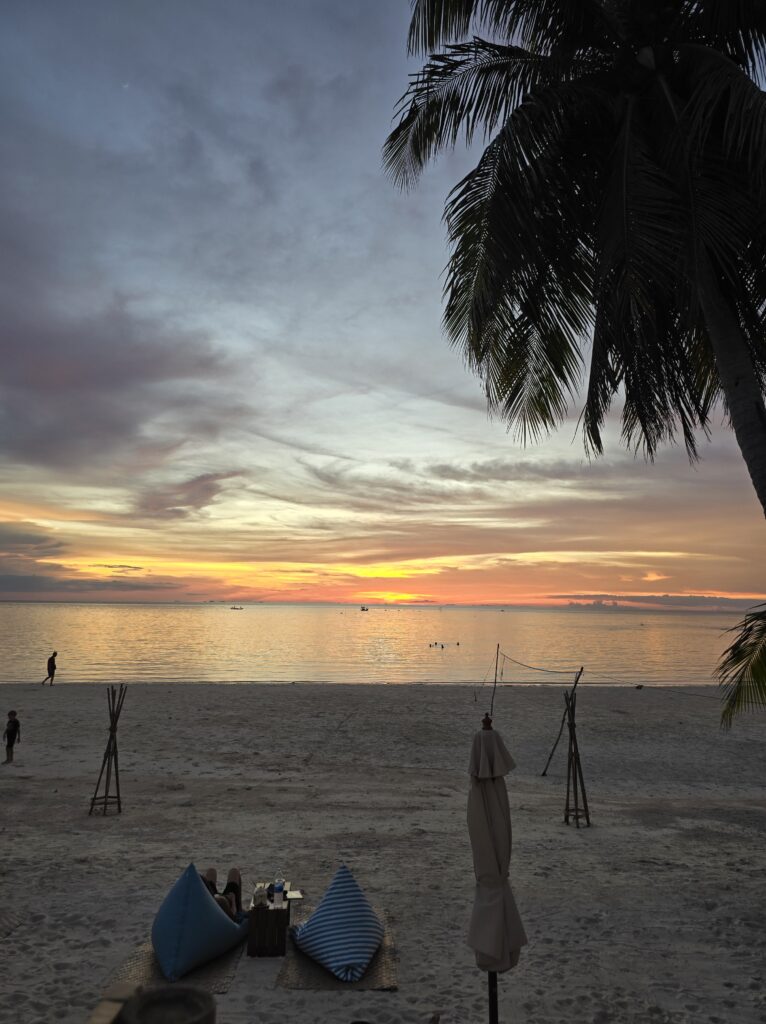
{"left": 719, "top": 601, "right": 766, "bottom": 728}
{"left": 384, "top": 0, "right": 766, "bottom": 724}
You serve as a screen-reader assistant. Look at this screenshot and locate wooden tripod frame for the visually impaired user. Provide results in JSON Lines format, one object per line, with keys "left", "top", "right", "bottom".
{"left": 563, "top": 689, "right": 590, "bottom": 827}
{"left": 89, "top": 684, "right": 127, "bottom": 816}
{"left": 541, "top": 666, "right": 583, "bottom": 776}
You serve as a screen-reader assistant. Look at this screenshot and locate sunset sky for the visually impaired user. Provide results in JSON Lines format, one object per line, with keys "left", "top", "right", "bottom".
{"left": 1, "top": 0, "right": 765, "bottom": 610}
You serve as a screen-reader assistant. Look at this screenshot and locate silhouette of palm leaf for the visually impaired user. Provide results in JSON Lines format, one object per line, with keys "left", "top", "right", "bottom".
{"left": 718, "top": 604, "right": 766, "bottom": 729}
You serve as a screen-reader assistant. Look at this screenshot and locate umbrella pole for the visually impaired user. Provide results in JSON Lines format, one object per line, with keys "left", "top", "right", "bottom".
{"left": 488, "top": 971, "right": 498, "bottom": 1024}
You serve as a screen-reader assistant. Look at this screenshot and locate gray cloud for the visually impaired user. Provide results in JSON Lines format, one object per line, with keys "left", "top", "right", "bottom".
{"left": 0, "top": 522, "right": 67, "bottom": 557}
{"left": 0, "top": 90, "right": 249, "bottom": 472}
{"left": 0, "top": 573, "right": 180, "bottom": 594}
{"left": 0, "top": 296, "right": 243, "bottom": 468}
{"left": 134, "top": 472, "right": 241, "bottom": 519}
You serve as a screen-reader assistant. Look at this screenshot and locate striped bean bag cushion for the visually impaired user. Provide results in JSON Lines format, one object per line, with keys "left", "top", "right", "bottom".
{"left": 291, "top": 865, "right": 383, "bottom": 981}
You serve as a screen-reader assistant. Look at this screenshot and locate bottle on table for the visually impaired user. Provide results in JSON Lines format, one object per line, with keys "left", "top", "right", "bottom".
{"left": 272, "top": 875, "right": 285, "bottom": 910}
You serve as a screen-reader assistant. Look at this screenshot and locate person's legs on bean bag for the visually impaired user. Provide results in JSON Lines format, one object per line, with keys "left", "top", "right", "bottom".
{"left": 221, "top": 868, "right": 242, "bottom": 914}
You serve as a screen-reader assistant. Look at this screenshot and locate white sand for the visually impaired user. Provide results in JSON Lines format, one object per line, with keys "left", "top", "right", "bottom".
{"left": 0, "top": 681, "right": 764, "bottom": 1024}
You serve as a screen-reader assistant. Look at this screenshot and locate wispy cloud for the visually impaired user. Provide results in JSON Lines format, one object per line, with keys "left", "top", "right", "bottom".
{"left": 89, "top": 564, "right": 143, "bottom": 572}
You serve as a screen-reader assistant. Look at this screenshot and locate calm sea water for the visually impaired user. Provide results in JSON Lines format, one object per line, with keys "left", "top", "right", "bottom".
{"left": 0, "top": 602, "right": 741, "bottom": 686}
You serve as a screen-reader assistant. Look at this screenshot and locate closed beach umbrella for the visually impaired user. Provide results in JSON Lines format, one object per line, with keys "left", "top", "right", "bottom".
{"left": 467, "top": 714, "right": 527, "bottom": 1022}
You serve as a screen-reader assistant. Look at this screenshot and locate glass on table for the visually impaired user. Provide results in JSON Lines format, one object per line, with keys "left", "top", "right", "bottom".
{"left": 273, "top": 874, "right": 286, "bottom": 909}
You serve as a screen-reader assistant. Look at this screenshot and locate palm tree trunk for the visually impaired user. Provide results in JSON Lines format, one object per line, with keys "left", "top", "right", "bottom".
{"left": 698, "top": 269, "right": 766, "bottom": 519}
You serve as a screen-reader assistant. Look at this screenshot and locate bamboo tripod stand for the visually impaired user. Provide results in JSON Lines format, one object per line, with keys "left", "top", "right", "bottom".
{"left": 563, "top": 688, "right": 590, "bottom": 827}
{"left": 89, "top": 684, "right": 127, "bottom": 816}
{"left": 541, "top": 666, "right": 583, "bottom": 776}
{"left": 540, "top": 666, "right": 591, "bottom": 826}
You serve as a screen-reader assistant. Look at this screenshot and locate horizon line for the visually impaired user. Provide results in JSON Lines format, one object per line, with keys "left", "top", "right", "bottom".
{"left": 0, "top": 597, "right": 760, "bottom": 613}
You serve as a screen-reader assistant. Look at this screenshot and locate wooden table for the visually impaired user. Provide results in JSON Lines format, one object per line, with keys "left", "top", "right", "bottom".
{"left": 248, "top": 904, "right": 289, "bottom": 957}
{"left": 247, "top": 891, "right": 304, "bottom": 957}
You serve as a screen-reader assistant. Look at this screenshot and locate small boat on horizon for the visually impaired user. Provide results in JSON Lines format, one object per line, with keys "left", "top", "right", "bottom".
{"left": 360, "top": 605, "right": 369, "bottom": 611}
{"left": 230, "top": 605, "right": 244, "bottom": 610}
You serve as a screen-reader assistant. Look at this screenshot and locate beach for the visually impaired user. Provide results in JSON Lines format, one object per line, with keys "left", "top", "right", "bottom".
{"left": 0, "top": 681, "right": 764, "bottom": 1024}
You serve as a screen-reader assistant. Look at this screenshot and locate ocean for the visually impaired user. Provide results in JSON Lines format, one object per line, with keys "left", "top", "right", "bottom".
{"left": 0, "top": 602, "right": 742, "bottom": 686}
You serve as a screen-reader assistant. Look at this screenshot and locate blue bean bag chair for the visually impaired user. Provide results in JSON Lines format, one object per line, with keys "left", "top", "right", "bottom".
{"left": 151, "top": 863, "right": 249, "bottom": 981}
{"left": 291, "top": 864, "right": 383, "bottom": 981}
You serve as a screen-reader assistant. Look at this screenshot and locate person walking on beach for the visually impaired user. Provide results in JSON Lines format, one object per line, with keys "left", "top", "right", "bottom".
{"left": 41, "top": 651, "right": 57, "bottom": 686}
{"left": 3, "top": 710, "right": 20, "bottom": 764}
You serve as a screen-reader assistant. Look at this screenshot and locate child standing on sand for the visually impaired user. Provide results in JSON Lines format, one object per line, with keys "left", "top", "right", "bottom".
{"left": 3, "top": 710, "right": 20, "bottom": 764}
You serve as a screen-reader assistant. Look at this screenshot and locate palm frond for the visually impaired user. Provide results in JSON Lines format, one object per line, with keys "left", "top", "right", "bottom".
{"left": 619, "top": 313, "right": 717, "bottom": 459}
{"left": 581, "top": 298, "right": 619, "bottom": 457}
{"left": 491, "top": 0, "right": 622, "bottom": 53}
{"left": 441, "top": 81, "right": 614, "bottom": 441}
{"left": 597, "top": 97, "right": 683, "bottom": 309}
{"left": 731, "top": 243, "right": 766, "bottom": 387}
{"left": 408, "top": 0, "right": 481, "bottom": 55}
{"left": 691, "top": 149, "right": 763, "bottom": 292}
{"left": 407, "top": 0, "right": 619, "bottom": 56}
{"left": 483, "top": 291, "right": 586, "bottom": 443}
{"left": 584, "top": 92, "right": 717, "bottom": 459}
{"left": 679, "top": 44, "right": 766, "bottom": 197}
{"left": 718, "top": 602, "right": 766, "bottom": 729}
{"left": 677, "top": 1, "right": 766, "bottom": 76}
{"left": 442, "top": 122, "right": 593, "bottom": 361}
{"left": 383, "top": 39, "right": 586, "bottom": 189}
{"left": 441, "top": 75, "right": 611, "bottom": 342}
